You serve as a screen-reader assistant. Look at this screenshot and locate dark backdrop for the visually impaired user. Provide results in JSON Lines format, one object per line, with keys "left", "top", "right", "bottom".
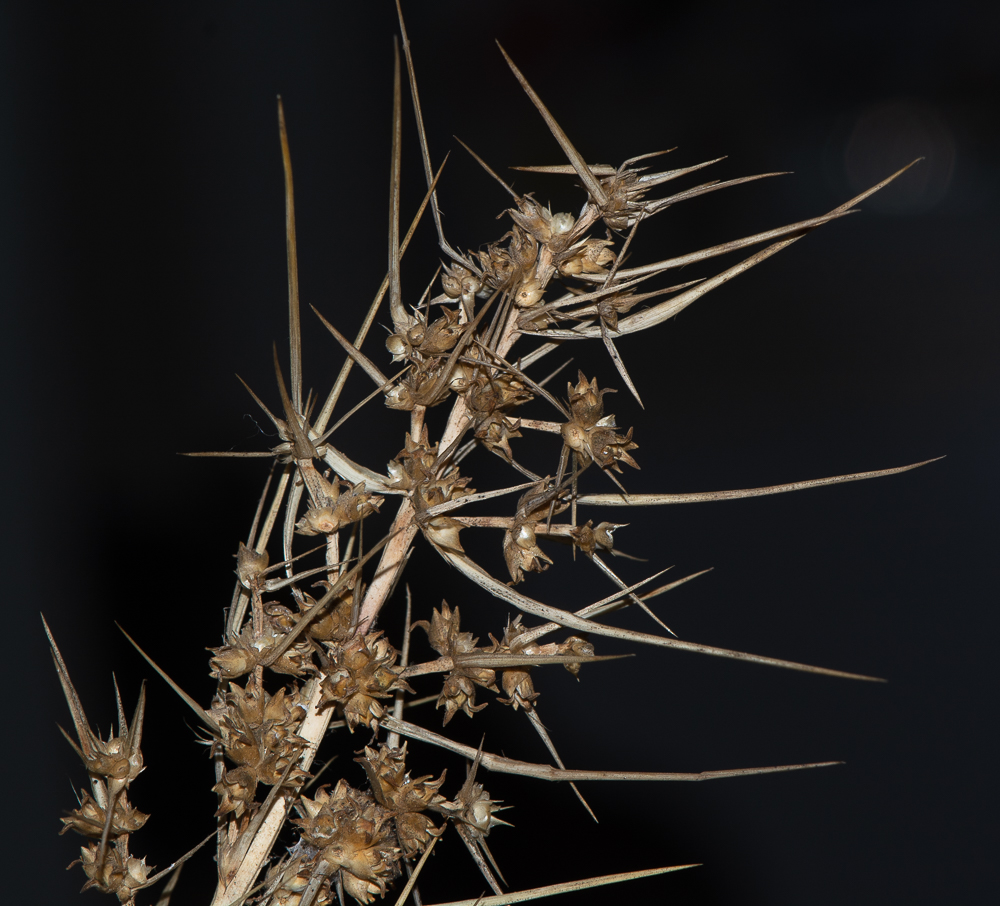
{"left": 3, "top": 1, "right": 996, "bottom": 903}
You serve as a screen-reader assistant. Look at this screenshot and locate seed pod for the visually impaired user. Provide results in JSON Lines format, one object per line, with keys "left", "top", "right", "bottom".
{"left": 570, "top": 520, "right": 627, "bottom": 556}
{"left": 513, "top": 276, "right": 544, "bottom": 307}
{"left": 568, "top": 371, "right": 613, "bottom": 428}
{"left": 474, "top": 413, "right": 522, "bottom": 462}
{"left": 440, "top": 263, "right": 471, "bottom": 298}
{"left": 236, "top": 542, "right": 269, "bottom": 590}
{"left": 296, "top": 482, "right": 383, "bottom": 536}
{"left": 423, "top": 515, "right": 466, "bottom": 553}
{"left": 419, "top": 308, "right": 463, "bottom": 355}
{"left": 494, "top": 616, "right": 542, "bottom": 710}
{"left": 589, "top": 425, "right": 639, "bottom": 472}
{"left": 551, "top": 211, "right": 575, "bottom": 235}
{"left": 384, "top": 381, "right": 416, "bottom": 411}
{"left": 440, "top": 754, "right": 510, "bottom": 840}
{"left": 503, "top": 519, "right": 553, "bottom": 585}
{"left": 209, "top": 615, "right": 314, "bottom": 679}
{"left": 558, "top": 635, "right": 596, "bottom": 678}
{"left": 385, "top": 332, "right": 411, "bottom": 362}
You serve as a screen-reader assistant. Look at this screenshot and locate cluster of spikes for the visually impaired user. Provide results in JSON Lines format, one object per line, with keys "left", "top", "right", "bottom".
{"left": 45, "top": 3, "right": 934, "bottom": 905}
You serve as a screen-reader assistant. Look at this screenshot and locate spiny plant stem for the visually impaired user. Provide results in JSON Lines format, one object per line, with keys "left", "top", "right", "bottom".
{"left": 45, "top": 4, "right": 933, "bottom": 906}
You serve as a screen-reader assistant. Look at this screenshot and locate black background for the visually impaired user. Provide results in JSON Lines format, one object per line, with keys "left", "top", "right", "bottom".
{"left": 3, "top": 1, "right": 997, "bottom": 904}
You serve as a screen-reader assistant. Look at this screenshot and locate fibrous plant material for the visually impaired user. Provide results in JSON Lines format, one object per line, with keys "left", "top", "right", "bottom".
{"left": 44, "top": 3, "right": 934, "bottom": 905}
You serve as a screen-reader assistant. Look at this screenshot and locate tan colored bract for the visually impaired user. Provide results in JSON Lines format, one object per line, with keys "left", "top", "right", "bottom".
{"left": 45, "top": 3, "right": 933, "bottom": 905}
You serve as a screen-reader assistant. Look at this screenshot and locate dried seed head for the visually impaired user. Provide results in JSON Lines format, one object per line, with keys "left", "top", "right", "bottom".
{"left": 466, "top": 370, "right": 533, "bottom": 420}
{"left": 414, "top": 602, "right": 497, "bottom": 724}
{"left": 570, "top": 520, "right": 627, "bottom": 556}
{"left": 384, "top": 381, "right": 416, "bottom": 411}
{"left": 293, "top": 781, "right": 401, "bottom": 904}
{"left": 236, "top": 542, "right": 270, "bottom": 590}
{"left": 589, "top": 425, "right": 639, "bottom": 472}
{"left": 209, "top": 612, "right": 314, "bottom": 679}
{"left": 441, "top": 756, "right": 510, "bottom": 839}
{"left": 319, "top": 633, "right": 411, "bottom": 732}
{"left": 74, "top": 841, "right": 152, "bottom": 903}
{"left": 475, "top": 226, "right": 537, "bottom": 290}
{"left": 357, "top": 743, "right": 447, "bottom": 857}
{"left": 503, "top": 519, "right": 553, "bottom": 585}
{"left": 60, "top": 789, "right": 149, "bottom": 839}
{"left": 474, "top": 413, "right": 522, "bottom": 463}
{"left": 507, "top": 196, "right": 573, "bottom": 256}
{"left": 560, "top": 373, "right": 639, "bottom": 471}
{"left": 209, "top": 679, "right": 308, "bottom": 816}
{"left": 513, "top": 276, "right": 544, "bottom": 308}
{"left": 419, "top": 308, "right": 463, "bottom": 355}
{"left": 385, "top": 429, "right": 438, "bottom": 491}
{"left": 437, "top": 672, "right": 489, "bottom": 725}
{"left": 441, "top": 263, "right": 471, "bottom": 298}
{"left": 296, "top": 481, "right": 383, "bottom": 536}
{"left": 568, "top": 371, "right": 613, "bottom": 428}
{"left": 557, "top": 237, "right": 616, "bottom": 276}
{"left": 280, "top": 591, "right": 355, "bottom": 644}
{"left": 412, "top": 600, "right": 470, "bottom": 656}
{"left": 493, "top": 616, "right": 542, "bottom": 710}
{"left": 422, "top": 514, "right": 466, "bottom": 553}
{"left": 558, "top": 635, "right": 596, "bottom": 678}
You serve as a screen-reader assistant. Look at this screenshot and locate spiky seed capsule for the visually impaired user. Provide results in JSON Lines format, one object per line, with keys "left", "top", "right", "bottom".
{"left": 318, "top": 633, "right": 412, "bottom": 732}
{"left": 559, "top": 635, "right": 596, "bottom": 677}
{"left": 514, "top": 276, "right": 544, "bottom": 307}
{"left": 423, "top": 514, "right": 466, "bottom": 552}
{"left": 414, "top": 602, "right": 498, "bottom": 723}
{"left": 503, "top": 519, "right": 553, "bottom": 585}
{"left": 236, "top": 541, "right": 269, "bottom": 590}
{"left": 209, "top": 614, "right": 314, "bottom": 679}
{"left": 357, "top": 743, "right": 447, "bottom": 857}
{"left": 293, "top": 781, "right": 401, "bottom": 904}
{"left": 60, "top": 789, "right": 150, "bottom": 839}
{"left": 74, "top": 842, "right": 151, "bottom": 903}
{"left": 557, "top": 237, "right": 616, "bottom": 276}
{"left": 442, "top": 768, "right": 510, "bottom": 840}
{"left": 493, "top": 616, "right": 541, "bottom": 710}
{"left": 209, "top": 680, "right": 308, "bottom": 816}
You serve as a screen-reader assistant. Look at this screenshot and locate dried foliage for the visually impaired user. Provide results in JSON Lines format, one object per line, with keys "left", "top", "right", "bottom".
{"left": 43, "top": 3, "right": 935, "bottom": 905}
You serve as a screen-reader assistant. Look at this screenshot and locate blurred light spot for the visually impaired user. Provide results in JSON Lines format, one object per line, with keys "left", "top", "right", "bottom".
{"left": 845, "top": 101, "right": 955, "bottom": 213}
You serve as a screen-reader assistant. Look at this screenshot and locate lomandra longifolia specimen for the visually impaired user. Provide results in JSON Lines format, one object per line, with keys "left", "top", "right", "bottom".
{"left": 44, "top": 4, "right": 935, "bottom": 905}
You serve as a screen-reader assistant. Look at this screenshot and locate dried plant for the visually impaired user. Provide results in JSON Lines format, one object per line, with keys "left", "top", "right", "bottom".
{"left": 43, "top": 3, "right": 935, "bottom": 905}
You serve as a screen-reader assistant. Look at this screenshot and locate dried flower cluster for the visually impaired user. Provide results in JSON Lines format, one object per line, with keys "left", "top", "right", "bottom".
{"left": 44, "top": 4, "right": 931, "bottom": 905}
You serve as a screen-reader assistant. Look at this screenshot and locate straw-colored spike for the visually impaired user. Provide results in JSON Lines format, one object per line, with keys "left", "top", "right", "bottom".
{"left": 496, "top": 44, "right": 608, "bottom": 208}
{"left": 435, "top": 548, "right": 884, "bottom": 681}
{"left": 421, "top": 863, "right": 698, "bottom": 906}
{"left": 382, "top": 717, "right": 842, "bottom": 783}
{"left": 577, "top": 457, "right": 943, "bottom": 506}
{"left": 277, "top": 97, "right": 302, "bottom": 413}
